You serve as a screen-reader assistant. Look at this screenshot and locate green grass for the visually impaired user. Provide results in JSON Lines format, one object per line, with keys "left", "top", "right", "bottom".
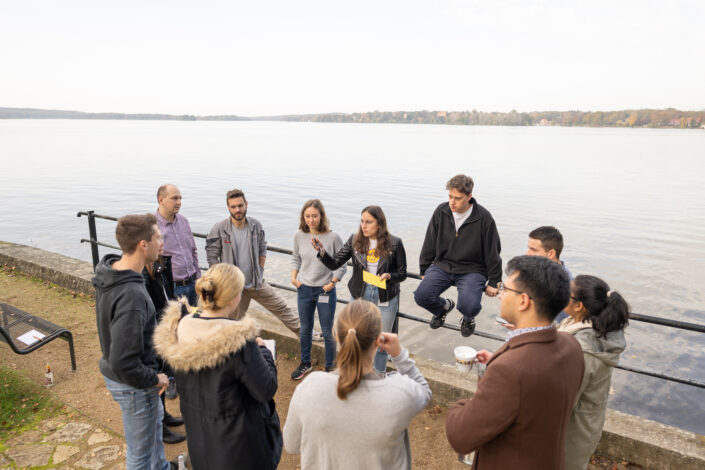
{"left": 0, "top": 366, "right": 62, "bottom": 438}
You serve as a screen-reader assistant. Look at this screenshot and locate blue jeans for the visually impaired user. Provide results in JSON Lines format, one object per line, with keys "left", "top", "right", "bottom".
{"left": 104, "top": 376, "right": 169, "bottom": 470}
{"left": 414, "top": 264, "right": 487, "bottom": 321}
{"left": 174, "top": 280, "right": 197, "bottom": 306}
{"left": 297, "top": 285, "right": 337, "bottom": 369}
{"left": 362, "top": 285, "right": 399, "bottom": 373}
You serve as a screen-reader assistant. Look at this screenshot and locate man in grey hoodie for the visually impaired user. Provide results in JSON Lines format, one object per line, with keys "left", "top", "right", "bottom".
{"left": 206, "top": 189, "right": 300, "bottom": 334}
{"left": 93, "top": 213, "right": 172, "bottom": 470}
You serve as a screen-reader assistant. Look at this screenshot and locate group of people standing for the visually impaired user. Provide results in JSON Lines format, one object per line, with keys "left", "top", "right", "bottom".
{"left": 93, "top": 175, "right": 631, "bottom": 470}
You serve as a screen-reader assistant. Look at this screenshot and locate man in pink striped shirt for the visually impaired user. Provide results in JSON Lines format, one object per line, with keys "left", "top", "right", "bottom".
{"left": 155, "top": 184, "right": 201, "bottom": 306}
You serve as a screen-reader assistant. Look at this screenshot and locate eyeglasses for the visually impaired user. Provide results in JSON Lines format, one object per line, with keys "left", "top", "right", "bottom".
{"left": 497, "top": 282, "right": 532, "bottom": 299}
{"left": 570, "top": 295, "right": 580, "bottom": 302}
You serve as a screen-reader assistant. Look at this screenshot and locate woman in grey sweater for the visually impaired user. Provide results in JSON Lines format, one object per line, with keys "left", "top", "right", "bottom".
{"left": 283, "top": 299, "right": 432, "bottom": 470}
{"left": 290, "top": 199, "right": 346, "bottom": 380}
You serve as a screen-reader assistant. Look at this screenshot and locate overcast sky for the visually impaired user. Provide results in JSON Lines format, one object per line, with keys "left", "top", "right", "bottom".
{"left": 1, "top": 0, "right": 703, "bottom": 116}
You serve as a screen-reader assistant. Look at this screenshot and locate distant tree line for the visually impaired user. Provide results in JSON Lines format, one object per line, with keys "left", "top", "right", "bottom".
{"left": 266, "top": 109, "right": 705, "bottom": 129}
{"left": 2, "top": 107, "right": 703, "bottom": 128}
{"left": 0, "top": 108, "right": 243, "bottom": 121}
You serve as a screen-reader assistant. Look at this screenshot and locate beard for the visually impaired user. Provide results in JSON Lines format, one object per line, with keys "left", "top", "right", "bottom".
{"left": 231, "top": 209, "right": 247, "bottom": 220}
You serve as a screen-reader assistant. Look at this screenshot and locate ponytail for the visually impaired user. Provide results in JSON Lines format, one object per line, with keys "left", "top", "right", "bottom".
{"left": 334, "top": 300, "right": 382, "bottom": 400}
{"left": 336, "top": 328, "right": 364, "bottom": 400}
{"left": 573, "top": 275, "right": 630, "bottom": 338}
{"left": 592, "top": 291, "right": 629, "bottom": 337}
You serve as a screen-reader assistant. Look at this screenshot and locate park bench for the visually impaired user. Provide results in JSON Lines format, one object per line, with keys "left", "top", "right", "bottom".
{"left": 0, "top": 302, "right": 76, "bottom": 370}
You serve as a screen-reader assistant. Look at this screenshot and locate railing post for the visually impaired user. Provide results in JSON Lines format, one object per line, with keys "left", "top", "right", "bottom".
{"left": 87, "top": 210, "right": 100, "bottom": 270}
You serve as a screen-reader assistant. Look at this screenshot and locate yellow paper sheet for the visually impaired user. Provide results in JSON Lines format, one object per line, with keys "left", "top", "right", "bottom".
{"left": 362, "top": 270, "right": 387, "bottom": 289}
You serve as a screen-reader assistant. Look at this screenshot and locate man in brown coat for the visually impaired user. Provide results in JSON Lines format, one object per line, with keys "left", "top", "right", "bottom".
{"left": 446, "top": 255, "right": 584, "bottom": 469}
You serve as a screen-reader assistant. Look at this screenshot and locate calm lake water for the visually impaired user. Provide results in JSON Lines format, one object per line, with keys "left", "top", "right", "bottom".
{"left": 1, "top": 120, "right": 704, "bottom": 434}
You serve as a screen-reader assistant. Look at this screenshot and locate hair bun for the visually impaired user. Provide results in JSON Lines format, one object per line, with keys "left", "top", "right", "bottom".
{"left": 198, "top": 278, "right": 215, "bottom": 303}
{"left": 202, "top": 288, "right": 215, "bottom": 303}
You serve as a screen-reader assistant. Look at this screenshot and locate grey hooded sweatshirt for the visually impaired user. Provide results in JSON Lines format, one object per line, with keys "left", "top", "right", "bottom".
{"left": 93, "top": 253, "right": 160, "bottom": 389}
{"left": 558, "top": 318, "right": 627, "bottom": 470}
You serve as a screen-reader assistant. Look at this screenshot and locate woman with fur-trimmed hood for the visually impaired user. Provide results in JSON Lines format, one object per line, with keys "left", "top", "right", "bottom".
{"left": 154, "top": 263, "right": 282, "bottom": 470}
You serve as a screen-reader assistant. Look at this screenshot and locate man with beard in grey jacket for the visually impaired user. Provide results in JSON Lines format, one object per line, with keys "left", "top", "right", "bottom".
{"left": 206, "top": 188, "right": 300, "bottom": 334}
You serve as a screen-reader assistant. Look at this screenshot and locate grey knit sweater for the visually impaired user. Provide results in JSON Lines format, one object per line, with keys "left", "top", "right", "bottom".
{"left": 292, "top": 230, "right": 346, "bottom": 287}
{"left": 283, "top": 348, "right": 432, "bottom": 470}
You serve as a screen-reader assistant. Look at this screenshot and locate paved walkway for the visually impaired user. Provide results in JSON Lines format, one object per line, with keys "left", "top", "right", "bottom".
{"left": 1, "top": 417, "right": 126, "bottom": 469}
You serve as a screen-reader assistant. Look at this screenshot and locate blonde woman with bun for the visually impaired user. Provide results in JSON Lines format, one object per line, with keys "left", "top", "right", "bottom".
{"left": 154, "top": 263, "right": 282, "bottom": 470}
{"left": 283, "top": 299, "right": 431, "bottom": 470}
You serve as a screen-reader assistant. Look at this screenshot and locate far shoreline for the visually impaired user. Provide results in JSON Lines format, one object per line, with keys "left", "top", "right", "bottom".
{"left": 1, "top": 106, "right": 704, "bottom": 130}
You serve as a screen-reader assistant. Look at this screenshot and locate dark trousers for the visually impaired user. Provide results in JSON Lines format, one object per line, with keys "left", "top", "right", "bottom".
{"left": 174, "top": 280, "right": 197, "bottom": 306}
{"left": 414, "top": 264, "right": 487, "bottom": 320}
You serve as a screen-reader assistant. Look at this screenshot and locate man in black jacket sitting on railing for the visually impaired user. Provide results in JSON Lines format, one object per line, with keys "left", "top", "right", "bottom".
{"left": 414, "top": 174, "right": 502, "bottom": 337}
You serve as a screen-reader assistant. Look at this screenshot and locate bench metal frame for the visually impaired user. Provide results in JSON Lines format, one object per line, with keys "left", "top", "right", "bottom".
{"left": 0, "top": 302, "right": 77, "bottom": 371}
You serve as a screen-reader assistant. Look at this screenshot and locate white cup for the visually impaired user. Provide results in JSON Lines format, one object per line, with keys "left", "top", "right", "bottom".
{"left": 454, "top": 346, "right": 477, "bottom": 373}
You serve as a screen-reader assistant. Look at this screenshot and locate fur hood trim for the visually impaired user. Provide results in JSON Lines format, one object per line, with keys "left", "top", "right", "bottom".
{"left": 153, "top": 298, "right": 259, "bottom": 373}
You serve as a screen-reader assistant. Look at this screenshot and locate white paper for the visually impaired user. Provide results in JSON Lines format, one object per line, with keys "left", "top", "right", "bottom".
{"left": 262, "top": 339, "right": 276, "bottom": 358}
{"left": 318, "top": 295, "right": 329, "bottom": 304}
{"left": 379, "top": 301, "right": 389, "bottom": 307}
{"left": 17, "top": 329, "right": 45, "bottom": 346}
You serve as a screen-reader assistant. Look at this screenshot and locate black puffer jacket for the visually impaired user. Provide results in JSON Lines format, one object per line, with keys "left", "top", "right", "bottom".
{"left": 153, "top": 300, "right": 282, "bottom": 470}
{"left": 319, "top": 234, "right": 407, "bottom": 303}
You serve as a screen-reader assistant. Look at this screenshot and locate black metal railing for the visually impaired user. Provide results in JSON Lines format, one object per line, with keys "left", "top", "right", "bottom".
{"left": 77, "top": 210, "right": 705, "bottom": 389}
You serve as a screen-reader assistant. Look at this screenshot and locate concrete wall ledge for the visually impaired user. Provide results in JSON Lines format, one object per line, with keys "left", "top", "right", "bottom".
{"left": 1, "top": 241, "right": 703, "bottom": 470}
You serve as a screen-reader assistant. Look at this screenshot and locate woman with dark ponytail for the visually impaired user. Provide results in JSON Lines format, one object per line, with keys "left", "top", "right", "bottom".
{"left": 153, "top": 264, "right": 282, "bottom": 470}
{"left": 558, "top": 275, "right": 629, "bottom": 470}
{"left": 283, "top": 299, "right": 431, "bottom": 469}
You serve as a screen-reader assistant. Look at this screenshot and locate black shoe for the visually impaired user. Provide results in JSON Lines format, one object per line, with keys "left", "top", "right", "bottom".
{"left": 324, "top": 365, "right": 335, "bottom": 373}
{"left": 163, "top": 426, "right": 186, "bottom": 444}
{"left": 430, "top": 299, "right": 454, "bottom": 329}
{"left": 165, "top": 377, "right": 178, "bottom": 399}
{"left": 460, "top": 318, "right": 476, "bottom": 337}
{"left": 164, "top": 412, "right": 184, "bottom": 427}
{"left": 430, "top": 313, "right": 446, "bottom": 329}
{"left": 291, "top": 362, "right": 313, "bottom": 380}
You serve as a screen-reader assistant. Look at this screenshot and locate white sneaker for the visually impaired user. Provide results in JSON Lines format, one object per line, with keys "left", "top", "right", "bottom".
{"left": 312, "top": 330, "right": 324, "bottom": 342}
